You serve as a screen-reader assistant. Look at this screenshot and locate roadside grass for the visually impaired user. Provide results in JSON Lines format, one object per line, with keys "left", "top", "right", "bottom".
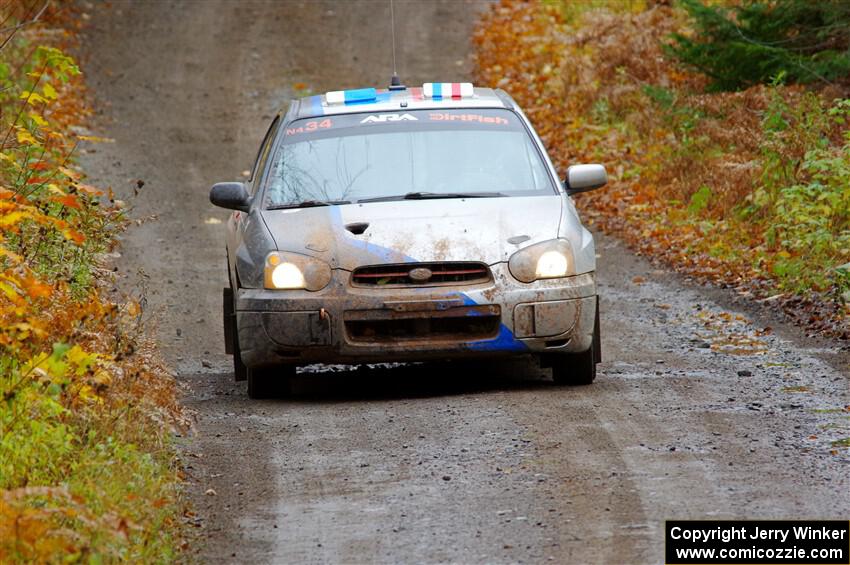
{"left": 0, "top": 5, "right": 185, "bottom": 562}
{"left": 473, "top": 0, "right": 849, "bottom": 338}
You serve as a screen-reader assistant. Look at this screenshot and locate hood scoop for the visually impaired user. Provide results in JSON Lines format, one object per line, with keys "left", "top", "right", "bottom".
{"left": 345, "top": 222, "right": 369, "bottom": 235}
{"left": 507, "top": 234, "right": 530, "bottom": 245}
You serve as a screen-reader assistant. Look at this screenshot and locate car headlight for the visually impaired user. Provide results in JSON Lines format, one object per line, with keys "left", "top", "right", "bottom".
{"left": 508, "top": 239, "right": 575, "bottom": 283}
{"left": 264, "top": 252, "right": 332, "bottom": 291}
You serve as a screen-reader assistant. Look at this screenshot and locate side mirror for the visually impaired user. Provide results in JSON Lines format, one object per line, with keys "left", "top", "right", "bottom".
{"left": 565, "top": 164, "right": 607, "bottom": 196}
{"left": 210, "top": 182, "right": 250, "bottom": 211}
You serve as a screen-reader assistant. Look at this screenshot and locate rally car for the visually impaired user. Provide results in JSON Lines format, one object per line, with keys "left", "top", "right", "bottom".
{"left": 210, "top": 82, "right": 607, "bottom": 398}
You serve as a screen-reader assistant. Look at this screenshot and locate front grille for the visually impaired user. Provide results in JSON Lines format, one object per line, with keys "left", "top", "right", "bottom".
{"left": 344, "top": 305, "right": 501, "bottom": 343}
{"left": 351, "top": 262, "right": 491, "bottom": 287}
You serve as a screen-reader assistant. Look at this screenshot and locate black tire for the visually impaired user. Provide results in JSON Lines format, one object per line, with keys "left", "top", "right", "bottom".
{"left": 226, "top": 286, "right": 248, "bottom": 382}
{"left": 223, "top": 287, "right": 235, "bottom": 355}
{"left": 247, "top": 364, "right": 295, "bottom": 399}
{"left": 233, "top": 337, "right": 248, "bottom": 382}
{"left": 552, "top": 300, "right": 600, "bottom": 386}
{"left": 593, "top": 296, "right": 602, "bottom": 364}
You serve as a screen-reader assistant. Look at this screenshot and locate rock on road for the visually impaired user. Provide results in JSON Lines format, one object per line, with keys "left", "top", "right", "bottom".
{"left": 79, "top": 1, "right": 849, "bottom": 563}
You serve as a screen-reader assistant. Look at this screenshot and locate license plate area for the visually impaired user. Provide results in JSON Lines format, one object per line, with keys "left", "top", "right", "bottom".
{"left": 344, "top": 305, "right": 501, "bottom": 343}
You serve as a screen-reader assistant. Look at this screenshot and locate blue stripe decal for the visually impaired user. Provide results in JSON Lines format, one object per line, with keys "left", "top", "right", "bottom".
{"left": 432, "top": 83, "right": 442, "bottom": 99}
{"left": 457, "top": 294, "right": 528, "bottom": 352}
{"left": 309, "top": 95, "right": 323, "bottom": 116}
{"left": 323, "top": 206, "right": 525, "bottom": 352}
{"left": 327, "top": 206, "right": 415, "bottom": 264}
{"left": 468, "top": 325, "right": 528, "bottom": 352}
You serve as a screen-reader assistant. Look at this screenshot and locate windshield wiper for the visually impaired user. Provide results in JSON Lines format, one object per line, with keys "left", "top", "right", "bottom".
{"left": 266, "top": 199, "right": 351, "bottom": 210}
{"left": 358, "top": 191, "right": 506, "bottom": 203}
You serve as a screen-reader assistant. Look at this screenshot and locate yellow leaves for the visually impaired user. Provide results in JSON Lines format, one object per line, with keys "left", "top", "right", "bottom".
{"left": 0, "top": 210, "right": 26, "bottom": 227}
{"left": 1, "top": 41, "right": 185, "bottom": 564}
{"left": 0, "top": 153, "right": 22, "bottom": 173}
{"left": 5, "top": 322, "right": 46, "bottom": 341}
{"left": 15, "top": 127, "right": 40, "bottom": 147}
{"left": 19, "top": 90, "right": 49, "bottom": 105}
{"left": 65, "top": 344, "right": 98, "bottom": 376}
{"left": 0, "top": 280, "right": 22, "bottom": 304}
{"left": 77, "top": 383, "right": 102, "bottom": 404}
{"left": 74, "top": 134, "right": 115, "bottom": 143}
{"left": 18, "top": 344, "right": 105, "bottom": 406}
{"left": 93, "top": 369, "right": 112, "bottom": 387}
{"left": 28, "top": 112, "right": 48, "bottom": 127}
{"left": 126, "top": 300, "right": 142, "bottom": 317}
{"left": 42, "top": 82, "right": 58, "bottom": 100}
{"left": 58, "top": 165, "right": 81, "bottom": 181}
{"left": 0, "top": 245, "right": 22, "bottom": 264}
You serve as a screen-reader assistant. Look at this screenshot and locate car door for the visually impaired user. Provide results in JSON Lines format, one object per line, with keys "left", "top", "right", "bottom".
{"left": 227, "top": 116, "right": 281, "bottom": 285}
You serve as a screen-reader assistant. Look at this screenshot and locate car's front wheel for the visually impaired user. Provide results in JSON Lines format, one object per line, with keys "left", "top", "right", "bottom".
{"left": 247, "top": 365, "right": 295, "bottom": 399}
{"left": 224, "top": 286, "right": 248, "bottom": 382}
{"left": 551, "top": 299, "right": 600, "bottom": 386}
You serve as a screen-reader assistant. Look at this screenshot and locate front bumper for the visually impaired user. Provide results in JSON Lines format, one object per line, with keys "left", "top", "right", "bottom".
{"left": 236, "top": 264, "right": 596, "bottom": 367}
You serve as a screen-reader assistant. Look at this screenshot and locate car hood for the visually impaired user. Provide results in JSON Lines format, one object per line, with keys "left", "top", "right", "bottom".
{"left": 261, "top": 195, "right": 563, "bottom": 270}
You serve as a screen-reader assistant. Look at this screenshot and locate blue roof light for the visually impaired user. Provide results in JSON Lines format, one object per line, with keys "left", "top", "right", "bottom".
{"left": 326, "top": 88, "right": 377, "bottom": 105}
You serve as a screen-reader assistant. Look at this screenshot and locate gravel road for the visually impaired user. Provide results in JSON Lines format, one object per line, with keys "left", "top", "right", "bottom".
{"left": 78, "top": 1, "right": 849, "bottom": 563}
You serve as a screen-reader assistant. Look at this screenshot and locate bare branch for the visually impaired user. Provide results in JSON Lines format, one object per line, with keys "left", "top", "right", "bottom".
{"left": 0, "top": 0, "right": 49, "bottom": 53}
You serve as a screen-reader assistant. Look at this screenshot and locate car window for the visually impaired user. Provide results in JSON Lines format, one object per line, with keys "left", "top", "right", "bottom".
{"left": 263, "top": 109, "right": 556, "bottom": 206}
{"left": 248, "top": 116, "right": 280, "bottom": 194}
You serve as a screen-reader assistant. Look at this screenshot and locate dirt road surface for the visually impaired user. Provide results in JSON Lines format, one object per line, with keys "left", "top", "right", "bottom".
{"left": 79, "top": 1, "right": 849, "bottom": 563}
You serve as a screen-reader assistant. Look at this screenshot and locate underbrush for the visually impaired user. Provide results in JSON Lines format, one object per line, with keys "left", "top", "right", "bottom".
{"left": 474, "top": 0, "right": 849, "bottom": 338}
{"left": 0, "top": 5, "right": 185, "bottom": 562}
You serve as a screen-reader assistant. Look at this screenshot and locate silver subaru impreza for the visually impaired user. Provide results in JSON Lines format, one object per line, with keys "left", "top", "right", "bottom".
{"left": 210, "top": 82, "right": 607, "bottom": 398}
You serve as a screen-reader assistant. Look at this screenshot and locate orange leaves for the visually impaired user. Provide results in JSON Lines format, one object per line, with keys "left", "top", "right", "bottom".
{"left": 53, "top": 193, "right": 81, "bottom": 209}
{"left": 474, "top": 1, "right": 850, "bottom": 340}
{"left": 24, "top": 277, "right": 53, "bottom": 299}
{"left": 62, "top": 227, "right": 85, "bottom": 244}
{"left": 26, "top": 175, "right": 49, "bottom": 186}
{"left": 1, "top": 17, "right": 186, "bottom": 565}
{"left": 0, "top": 486, "right": 138, "bottom": 563}
{"left": 76, "top": 183, "right": 102, "bottom": 196}
{"left": 0, "top": 270, "right": 54, "bottom": 307}
{"left": 27, "top": 161, "right": 50, "bottom": 172}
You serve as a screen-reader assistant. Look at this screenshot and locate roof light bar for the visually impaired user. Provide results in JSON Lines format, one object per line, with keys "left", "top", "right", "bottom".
{"left": 325, "top": 88, "right": 377, "bottom": 105}
{"left": 423, "top": 82, "right": 473, "bottom": 99}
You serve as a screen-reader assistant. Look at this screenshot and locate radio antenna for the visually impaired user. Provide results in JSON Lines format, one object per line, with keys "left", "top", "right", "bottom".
{"left": 388, "top": 0, "right": 406, "bottom": 90}
{"left": 390, "top": 0, "right": 397, "bottom": 75}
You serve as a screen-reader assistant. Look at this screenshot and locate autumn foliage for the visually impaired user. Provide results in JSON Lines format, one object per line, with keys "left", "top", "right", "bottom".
{"left": 0, "top": 3, "right": 184, "bottom": 562}
{"left": 474, "top": 0, "right": 849, "bottom": 338}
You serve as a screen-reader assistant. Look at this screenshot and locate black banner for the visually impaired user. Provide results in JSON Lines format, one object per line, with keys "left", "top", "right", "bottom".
{"left": 666, "top": 520, "right": 849, "bottom": 564}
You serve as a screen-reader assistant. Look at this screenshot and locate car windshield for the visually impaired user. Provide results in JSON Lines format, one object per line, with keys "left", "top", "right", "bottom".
{"left": 264, "top": 108, "right": 555, "bottom": 207}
